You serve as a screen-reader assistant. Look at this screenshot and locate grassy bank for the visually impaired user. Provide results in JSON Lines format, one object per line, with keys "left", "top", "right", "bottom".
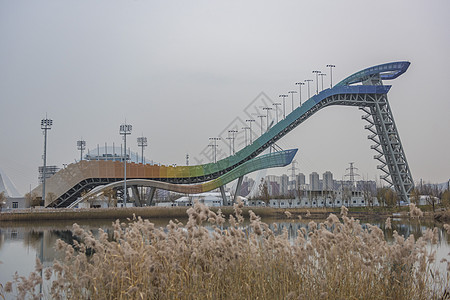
{"left": 0, "top": 205, "right": 437, "bottom": 223}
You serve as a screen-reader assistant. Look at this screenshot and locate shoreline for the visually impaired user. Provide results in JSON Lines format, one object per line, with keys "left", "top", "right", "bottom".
{"left": 0, "top": 205, "right": 437, "bottom": 223}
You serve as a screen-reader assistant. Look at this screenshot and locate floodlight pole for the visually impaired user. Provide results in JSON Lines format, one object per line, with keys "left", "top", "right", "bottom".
{"left": 257, "top": 115, "right": 266, "bottom": 136}
{"left": 263, "top": 107, "right": 272, "bottom": 131}
{"left": 137, "top": 136, "right": 148, "bottom": 164}
{"left": 305, "top": 79, "right": 313, "bottom": 99}
{"left": 41, "top": 117, "right": 53, "bottom": 204}
{"left": 272, "top": 103, "right": 281, "bottom": 123}
{"left": 209, "top": 137, "right": 221, "bottom": 162}
{"left": 319, "top": 73, "right": 327, "bottom": 91}
{"left": 312, "top": 70, "right": 321, "bottom": 95}
{"left": 119, "top": 123, "right": 132, "bottom": 206}
{"left": 288, "top": 91, "right": 297, "bottom": 113}
{"left": 295, "top": 82, "right": 305, "bottom": 106}
{"left": 77, "top": 139, "right": 86, "bottom": 161}
{"left": 279, "top": 94, "right": 288, "bottom": 119}
{"left": 242, "top": 126, "right": 250, "bottom": 146}
{"left": 326, "top": 64, "right": 336, "bottom": 88}
{"left": 245, "top": 119, "right": 255, "bottom": 144}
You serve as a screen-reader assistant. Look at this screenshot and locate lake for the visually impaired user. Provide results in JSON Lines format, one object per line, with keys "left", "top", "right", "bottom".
{"left": 0, "top": 216, "right": 449, "bottom": 297}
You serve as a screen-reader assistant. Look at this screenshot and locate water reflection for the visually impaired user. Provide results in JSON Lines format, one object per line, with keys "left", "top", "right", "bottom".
{"left": 0, "top": 217, "right": 448, "bottom": 287}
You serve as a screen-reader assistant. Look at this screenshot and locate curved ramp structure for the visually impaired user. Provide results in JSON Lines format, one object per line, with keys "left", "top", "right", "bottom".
{"left": 68, "top": 149, "right": 297, "bottom": 208}
{"left": 36, "top": 61, "right": 413, "bottom": 207}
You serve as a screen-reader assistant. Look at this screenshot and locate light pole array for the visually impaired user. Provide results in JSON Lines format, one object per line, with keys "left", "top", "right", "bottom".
{"left": 272, "top": 103, "right": 281, "bottom": 123}
{"left": 119, "top": 123, "right": 132, "bottom": 206}
{"left": 228, "top": 130, "right": 237, "bottom": 155}
{"left": 312, "top": 70, "right": 321, "bottom": 95}
{"left": 257, "top": 115, "right": 266, "bottom": 136}
{"left": 242, "top": 126, "right": 250, "bottom": 146}
{"left": 295, "top": 82, "right": 304, "bottom": 106}
{"left": 305, "top": 79, "right": 313, "bottom": 99}
{"left": 209, "top": 137, "right": 221, "bottom": 162}
{"left": 326, "top": 64, "right": 336, "bottom": 88}
{"left": 226, "top": 137, "right": 233, "bottom": 156}
{"left": 319, "top": 73, "right": 327, "bottom": 92}
{"left": 41, "top": 117, "right": 53, "bottom": 204}
{"left": 288, "top": 91, "right": 297, "bottom": 113}
{"left": 137, "top": 136, "right": 147, "bottom": 164}
{"left": 77, "top": 139, "right": 86, "bottom": 162}
{"left": 246, "top": 119, "right": 255, "bottom": 144}
{"left": 263, "top": 107, "right": 272, "bottom": 131}
{"left": 279, "top": 94, "right": 288, "bottom": 119}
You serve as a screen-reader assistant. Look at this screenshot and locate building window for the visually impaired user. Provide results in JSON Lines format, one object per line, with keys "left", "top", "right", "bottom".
{"left": 353, "top": 200, "right": 356, "bottom": 204}
{"left": 12, "top": 202, "right": 18, "bottom": 209}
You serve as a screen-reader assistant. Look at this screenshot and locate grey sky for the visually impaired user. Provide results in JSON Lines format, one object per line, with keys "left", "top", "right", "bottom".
{"left": 1, "top": 0, "right": 449, "bottom": 194}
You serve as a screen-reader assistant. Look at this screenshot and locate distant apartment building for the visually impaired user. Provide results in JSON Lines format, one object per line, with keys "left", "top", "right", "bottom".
{"left": 297, "top": 173, "right": 306, "bottom": 186}
{"left": 323, "top": 171, "right": 334, "bottom": 191}
{"left": 239, "top": 177, "right": 255, "bottom": 197}
{"left": 280, "top": 174, "right": 289, "bottom": 195}
{"left": 309, "top": 172, "right": 320, "bottom": 191}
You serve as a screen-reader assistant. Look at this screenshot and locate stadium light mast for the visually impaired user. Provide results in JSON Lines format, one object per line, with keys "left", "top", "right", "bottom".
{"left": 77, "top": 139, "right": 86, "bottom": 161}
{"left": 242, "top": 126, "right": 250, "bottom": 146}
{"left": 319, "top": 73, "right": 327, "bottom": 91}
{"left": 272, "top": 102, "right": 281, "bottom": 123}
{"left": 288, "top": 91, "right": 297, "bottom": 113}
{"left": 209, "top": 137, "right": 221, "bottom": 162}
{"left": 279, "top": 94, "right": 288, "bottom": 119}
{"left": 137, "top": 136, "right": 147, "bottom": 164}
{"left": 119, "top": 123, "right": 132, "bottom": 206}
{"left": 245, "top": 119, "right": 255, "bottom": 144}
{"left": 312, "top": 70, "right": 321, "bottom": 95}
{"left": 263, "top": 107, "right": 272, "bottom": 131}
{"left": 41, "top": 117, "right": 53, "bottom": 204}
{"left": 257, "top": 115, "right": 266, "bottom": 136}
{"left": 304, "top": 79, "right": 313, "bottom": 99}
{"left": 295, "top": 82, "right": 305, "bottom": 106}
{"left": 326, "top": 64, "right": 336, "bottom": 88}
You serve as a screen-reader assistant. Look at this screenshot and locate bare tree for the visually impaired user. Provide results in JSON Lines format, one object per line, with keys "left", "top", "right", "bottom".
{"left": 25, "top": 192, "right": 40, "bottom": 207}
{"left": 0, "top": 191, "right": 6, "bottom": 211}
{"left": 103, "top": 188, "right": 117, "bottom": 208}
{"left": 410, "top": 188, "right": 420, "bottom": 205}
{"left": 259, "top": 178, "right": 270, "bottom": 207}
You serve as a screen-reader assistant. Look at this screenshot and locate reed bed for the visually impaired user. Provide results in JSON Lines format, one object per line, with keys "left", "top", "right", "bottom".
{"left": 2, "top": 202, "right": 448, "bottom": 299}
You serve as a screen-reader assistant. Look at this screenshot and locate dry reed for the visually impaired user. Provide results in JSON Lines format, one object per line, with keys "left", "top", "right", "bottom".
{"left": 1, "top": 202, "right": 448, "bottom": 300}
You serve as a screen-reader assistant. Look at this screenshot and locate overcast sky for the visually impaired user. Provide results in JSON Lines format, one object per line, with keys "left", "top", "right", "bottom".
{"left": 1, "top": 0, "right": 449, "bottom": 194}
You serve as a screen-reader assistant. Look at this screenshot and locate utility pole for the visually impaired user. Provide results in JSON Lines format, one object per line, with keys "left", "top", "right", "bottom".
{"left": 41, "top": 117, "right": 53, "bottom": 204}
{"left": 288, "top": 160, "right": 298, "bottom": 194}
{"left": 345, "top": 162, "right": 360, "bottom": 192}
